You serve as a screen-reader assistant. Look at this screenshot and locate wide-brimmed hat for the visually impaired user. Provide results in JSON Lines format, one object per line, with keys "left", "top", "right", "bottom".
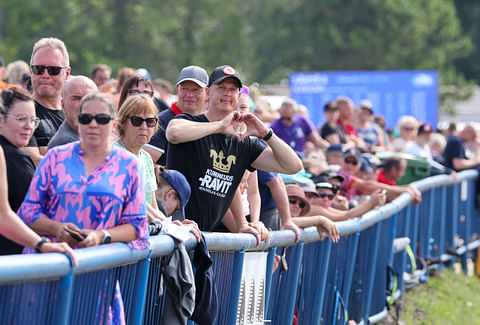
{"left": 285, "top": 184, "right": 311, "bottom": 216}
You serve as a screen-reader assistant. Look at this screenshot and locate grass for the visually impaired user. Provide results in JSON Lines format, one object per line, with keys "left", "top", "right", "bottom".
{"left": 382, "top": 265, "right": 480, "bottom": 325}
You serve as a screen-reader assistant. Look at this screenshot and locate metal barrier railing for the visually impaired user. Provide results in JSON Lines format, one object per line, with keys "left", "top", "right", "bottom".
{"left": 0, "top": 170, "right": 478, "bottom": 324}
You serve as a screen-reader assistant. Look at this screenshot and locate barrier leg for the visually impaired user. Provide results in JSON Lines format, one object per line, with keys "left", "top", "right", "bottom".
{"left": 53, "top": 270, "right": 74, "bottom": 325}
{"left": 342, "top": 231, "right": 360, "bottom": 309}
{"left": 264, "top": 246, "right": 277, "bottom": 313}
{"left": 129, "top": 252, "right": 151, "bottom": 325}
{"left": 227, "top": 250, "right": 245, "bottom": 325}
{"left": 274, "top": 243, "right": 304, "bottom": 325}
{"left": 363, "top": 222, "right": 382, "bottom": 322}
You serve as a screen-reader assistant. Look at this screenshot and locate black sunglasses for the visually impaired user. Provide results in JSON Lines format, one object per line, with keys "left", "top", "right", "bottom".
{"left": 78, "top": 113, "right": 113, "bottom": 125}
{"left": 128, "top": 89, "right": 154, "bottom": 97}
{"left": 344, "top": 158, "right": 358, "bottom": 166}
{"left": 288, "top": 197, "right": 305, "bottom": 209}
{"left": 31, "top": 65, "right": 68, "bottom": 76}
{"left": 129, "top": 116, "right": 158, "bottom": 128}
{"left": 317, "top": 191, "right": 335, "bottom": 200}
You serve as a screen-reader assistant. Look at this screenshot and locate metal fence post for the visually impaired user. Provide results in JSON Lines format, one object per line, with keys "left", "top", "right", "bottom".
{"left": 227, "top": 249, "right": 245, "bottom": 325}
{"left": 129, "top": 251, "right": 152, "bottom": 325}
{"left": 363, "top": 222, "right": 382, "bottom": 322}
{"left": 53, "top": 269, "right": 74, "bottom": 325}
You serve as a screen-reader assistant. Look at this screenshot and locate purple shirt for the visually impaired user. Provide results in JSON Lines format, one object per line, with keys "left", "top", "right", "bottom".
{"left": 271, "top": 115, "right": 315, "bottom": 153}
{"left": 18, "top": 141, "right": 149, "bottom": 252}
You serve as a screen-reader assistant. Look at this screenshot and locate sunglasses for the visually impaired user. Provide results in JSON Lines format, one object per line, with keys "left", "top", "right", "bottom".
{"left": 129, "top": 116, "right": 158, "bottom": 128}
{"left": 317, "top": 191, "right": 335, "bottom": 200}
{"left": 78, "top": 113, "right": 114, "bottom": 125}
{"left": 128, "top": 89, "right": 154, "bottom": 97}
{"left": 31, "top": 65, "right": 68, "bottom": 76}
{"left": 344, "top": 158, "right": 358, "bottom": 166}
{"left": 288, "top": 197, "right": 306, "bottom": 209}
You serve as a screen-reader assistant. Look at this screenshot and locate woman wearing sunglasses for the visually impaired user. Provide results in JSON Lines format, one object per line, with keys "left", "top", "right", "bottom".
{"left": 306, "top": 180, "right": 386, "bottom": 222}
{"left": 116, "top": 94, "right": 161, "bottom": 220}
{"left": 285, "top": 183, "right": 340, "bottom": 243}
{"left": 18, "top": 92, "right": 148, "bottom": 251}
{"left": 116, "top": 94, "right": 202, "bottom": 241}
{"left": 118, "top": 75, "right": 155, "bottom": 109}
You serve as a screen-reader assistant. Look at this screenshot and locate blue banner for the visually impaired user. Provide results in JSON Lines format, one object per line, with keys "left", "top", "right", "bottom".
{"left": 289, "top": 70, "right": 438, "bottom": 130}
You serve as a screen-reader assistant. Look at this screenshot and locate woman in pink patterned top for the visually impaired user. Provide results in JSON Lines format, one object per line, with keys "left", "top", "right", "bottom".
{"left": 18, "top": 92, "right": 148, "bottom": 252}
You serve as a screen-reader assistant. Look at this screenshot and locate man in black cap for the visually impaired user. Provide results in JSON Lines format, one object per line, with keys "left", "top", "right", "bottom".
{"left": 149, "top": 65, "right": 209, "bottom": 165}
{"left": 166, "top": 65, "right": 302, "bottom": 242}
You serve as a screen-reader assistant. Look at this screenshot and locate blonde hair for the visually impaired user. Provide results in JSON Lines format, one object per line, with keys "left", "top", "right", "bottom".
{"left": 30, "top": 37, "right": 70, "bottom": 67}
{"left": 5, "top": 60, "right": 30, "bottom": 85}
{"left": 117, "top": 94, "right": 159, "bottom": 137}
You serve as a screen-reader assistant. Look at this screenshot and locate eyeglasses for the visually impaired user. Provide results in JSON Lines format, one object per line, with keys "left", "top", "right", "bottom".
{"left": 129, "top": 116, "right": 158, "bottom": 128}
{"left": 4, "top": 114, "right": 41, "bottom": 128}
{"left": 288, "top": 197, "right": 305, "bottom": 209}
{"left": 317, "top": 191, "right": 335, "bottom": 200}
{"left": 31, "top": 65, "right": 68, "bottom": 76}
{"left": 128, "top": 89, "right": 154, "bottom": 97}
{"left": 78, "top": 113, "right": 114, "bottom": 125}
{"left": 281, "top": 117, "right": 292, "bottom": 122}
{"left": 344, "top": 158, "right": 358, "bottom": 166}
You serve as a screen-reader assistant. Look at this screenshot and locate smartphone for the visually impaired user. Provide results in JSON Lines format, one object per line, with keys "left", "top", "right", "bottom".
{"left": 63, "top": 226, "right": 86, "bottom": 241}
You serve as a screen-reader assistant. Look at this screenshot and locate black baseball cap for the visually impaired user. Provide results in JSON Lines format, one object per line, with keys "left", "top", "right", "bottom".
{"left": 208, "top": 65, "right": 242, "bottom": 89}
{"left": 324, "top": 102, "right": 338, "bottom": 111}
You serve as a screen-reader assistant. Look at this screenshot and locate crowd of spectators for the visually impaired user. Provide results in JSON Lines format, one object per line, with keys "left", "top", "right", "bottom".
{"left": 1, "top": 36, "right": 480, "bottom": 322}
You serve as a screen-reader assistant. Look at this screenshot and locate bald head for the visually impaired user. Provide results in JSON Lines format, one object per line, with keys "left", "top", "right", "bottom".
{"left": 459, "top": 124, "right": 477, "bottom": 142}
{"left": 62, "top": 75, "right": 98, "bottom": 129}
{"left": 336, "top": 96, "right": 354, "bottom": 120}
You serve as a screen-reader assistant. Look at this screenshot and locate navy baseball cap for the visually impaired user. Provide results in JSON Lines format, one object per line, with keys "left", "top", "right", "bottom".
{"left": 159, "top": 168, "right": 191, "bottom": 220}
{"left": 208, "top": 65, "right": 242, "bottom": 89}
{"left": 176, "top": 65, "right": 209, "bottom": 88}
{"left": 327, "top": 143, "right": 344, "bottom": 152}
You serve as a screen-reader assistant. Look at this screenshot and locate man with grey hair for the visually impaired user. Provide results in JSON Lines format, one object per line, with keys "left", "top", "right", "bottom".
{"left": 47, "top": 76, "right": 97, "bottom": 150}
{"left": 23, "top": 37, "right": 71, "bottom": 165}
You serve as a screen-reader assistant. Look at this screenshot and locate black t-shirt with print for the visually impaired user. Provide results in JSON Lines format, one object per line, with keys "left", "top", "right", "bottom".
{"left": 166, "top": 113, "right": 265, "bottom": 231}
{"left": 28, "top": 101, "right": 65, "bottom": 147}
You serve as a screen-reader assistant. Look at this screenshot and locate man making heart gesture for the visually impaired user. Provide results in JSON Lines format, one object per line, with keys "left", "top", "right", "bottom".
{"left": 166, "top": 65, "right": 302, "bottom": 244}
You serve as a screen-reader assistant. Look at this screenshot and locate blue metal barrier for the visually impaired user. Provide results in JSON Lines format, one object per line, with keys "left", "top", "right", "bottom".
{"left": 0, "top": 170, "right": 478, "bottom": 324}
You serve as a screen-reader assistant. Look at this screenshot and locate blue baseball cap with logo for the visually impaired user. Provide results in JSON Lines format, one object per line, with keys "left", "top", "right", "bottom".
{"left": 159, "top": 168, "right": 191, "bottom": 220}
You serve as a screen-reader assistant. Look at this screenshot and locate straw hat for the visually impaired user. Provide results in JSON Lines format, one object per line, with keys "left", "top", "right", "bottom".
{"left": 285, "top": 184, "right": 311, "bottom": 216}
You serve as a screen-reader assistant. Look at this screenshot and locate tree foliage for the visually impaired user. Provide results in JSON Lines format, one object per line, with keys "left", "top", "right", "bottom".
{"left": 0, "top": 0, "right": 476, "bottom": 112}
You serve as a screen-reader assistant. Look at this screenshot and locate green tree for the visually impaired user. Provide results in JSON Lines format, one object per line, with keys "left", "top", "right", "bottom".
{"left": 453, "top": 0, "right": 480, "bottom": 84}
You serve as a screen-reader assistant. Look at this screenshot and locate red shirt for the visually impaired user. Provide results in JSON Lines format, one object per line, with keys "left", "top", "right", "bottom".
{"left": 170, "top": 101, "right": 182, "bottom": 115}
{"left": 377, "top": 169, "right": 396, "bottom": 186}
{"left": 337, "top": 119, "right": 358, "bottom": 137}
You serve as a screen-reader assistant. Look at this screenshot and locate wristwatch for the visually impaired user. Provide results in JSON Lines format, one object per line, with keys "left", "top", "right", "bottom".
{"left": 102, "top": 230, "right": 112, "bottom": 244}
{"left": 262, "top": 128, "right": 274, "bottom": 141}
{"left": 35, "top": 237, "right": 51, "bottom": 253}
